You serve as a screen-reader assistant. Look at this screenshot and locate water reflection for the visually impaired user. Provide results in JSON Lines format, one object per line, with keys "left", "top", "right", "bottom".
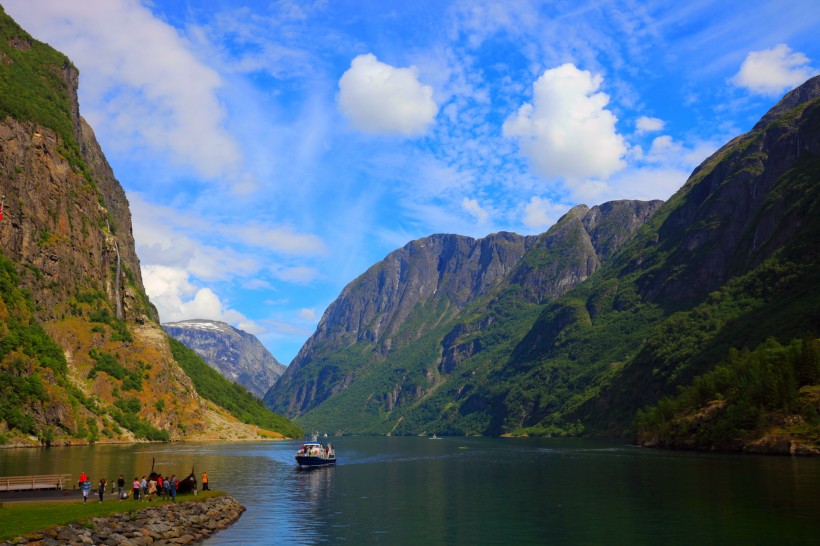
{"left": 3, "top": 438, "right": 820, "bottom": 545}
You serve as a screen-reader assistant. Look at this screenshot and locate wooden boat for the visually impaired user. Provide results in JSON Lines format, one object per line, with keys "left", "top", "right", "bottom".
{"left": 148, "top": 458, "right": 197, "bottom": 493}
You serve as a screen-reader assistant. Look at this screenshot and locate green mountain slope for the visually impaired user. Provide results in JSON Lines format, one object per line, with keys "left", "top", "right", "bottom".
{"left": 480, "top": 77, "right": 820, "bottom": 451}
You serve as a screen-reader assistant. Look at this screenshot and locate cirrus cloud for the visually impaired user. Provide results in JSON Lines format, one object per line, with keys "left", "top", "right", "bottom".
{"left": 338, "top": 53, "right": 439, "bottom": 136}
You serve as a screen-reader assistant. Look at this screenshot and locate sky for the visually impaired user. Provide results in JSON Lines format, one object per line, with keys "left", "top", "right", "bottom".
{"left": 4, "top": 0, "right": 819, "bottom": 364}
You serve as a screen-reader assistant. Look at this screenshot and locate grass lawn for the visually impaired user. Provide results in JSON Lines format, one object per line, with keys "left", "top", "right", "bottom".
{"left": 0, "top": 490, "right": 224, "bottom": 541}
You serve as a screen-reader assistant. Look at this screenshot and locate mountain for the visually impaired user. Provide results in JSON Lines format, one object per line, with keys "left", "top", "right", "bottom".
{"left": 163, "top": 319, "right": 286, "bottom": 399}
{"left": 267, "top": 75, "right": 820, "bottom": 453}
{"left": 265, "top": 200, "right": 663, "bottom": 433}
{"left": 500, "top": 74, "right": 820, "bottom": 451}
{"left": 0, "top": 8, "right": 301, "bottom": 445}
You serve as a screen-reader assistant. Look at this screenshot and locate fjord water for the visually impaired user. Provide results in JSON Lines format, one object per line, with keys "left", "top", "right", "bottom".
{"left": 2, "top": 437, "right": 818, "bottom": 545}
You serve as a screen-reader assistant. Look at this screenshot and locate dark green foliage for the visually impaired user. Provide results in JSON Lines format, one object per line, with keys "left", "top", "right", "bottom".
{"left": 0, "top": 372, "right": 44, "bottom": 434}
{"left": 89, "top": 307, "right": 134, "bottom": 342}
{"left": 87, "top": 348, "right": 142, "bottom": 391}
{"left": 0, "top": 253, "right": 71, "bottom": 436}
{"left": 168, "top": 338, "right": 302, "bottom": 438}
{"left": 0, "top": 7, "right": 91, "bottom": 180}
{"left": 635, "top": 338, "right": 820, "bottom": 449}
{"left": 106, "top": 396, "right": 167, "bottom": 442}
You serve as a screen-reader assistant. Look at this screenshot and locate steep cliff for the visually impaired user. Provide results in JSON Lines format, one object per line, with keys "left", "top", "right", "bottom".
{"left": 266, "top": 200, "right": 661, "bottom": 433}
{"left": 0, "top": 8, "right": 299, "bottom": 445}
{"left": 163, "top": 320, "right": 286, "bottom": 399}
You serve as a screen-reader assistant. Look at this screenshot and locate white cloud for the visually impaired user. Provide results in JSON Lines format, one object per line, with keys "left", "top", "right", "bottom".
{"left": 732, "top": 44, "right": 817, "bottom": 96}
{"left": 271, "top": 265, "right": 321, "bottom": 284}
{"left": 605, "top": 167, "right": 689, "bottom": 202}
{"left": 522, "top": 197, "right": 570, "bottom": 231}
{"left": 143, "top": 265, "right": 254, "bottom": 330}
{"left": 231, "top": 224, "right": 327, "bottom": 256}
{"left": 461, "top": 197, "right": 489, "bottom": 224}
{"left": 3, "top": 0, "right": 242, "bottom": 182}
{"left": 298, "top": 308, "right": 318, "bottom": 322}
{"left": 635, "top": 116, "right": 665, "bottom": 134}
{"left": 338, "top": 53, "right": 439, "bottom": 136}
{"left": 503, "top": 63, "right": 627, "bottom": 183}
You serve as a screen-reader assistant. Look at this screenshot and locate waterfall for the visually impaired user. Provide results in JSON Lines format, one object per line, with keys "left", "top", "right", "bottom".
{"left": 106, "top": 217, "right": 124, "bottom": 321}
{"left": 114, "top": 241, "right": 123, "bottom": 321}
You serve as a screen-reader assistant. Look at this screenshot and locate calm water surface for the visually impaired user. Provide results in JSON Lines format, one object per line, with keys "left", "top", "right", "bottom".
{"left": 2, "top": 437, "right": 819, "bottom": 545}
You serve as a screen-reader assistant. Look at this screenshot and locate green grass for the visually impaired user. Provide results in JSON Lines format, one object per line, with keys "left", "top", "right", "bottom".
{"left": 0, "top": 490, "right": 226, "bottom": 541}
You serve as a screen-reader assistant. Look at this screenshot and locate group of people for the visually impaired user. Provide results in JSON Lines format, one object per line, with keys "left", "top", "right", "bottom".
{"left": 77, "top": 471, "right": 195, "bottom": 504}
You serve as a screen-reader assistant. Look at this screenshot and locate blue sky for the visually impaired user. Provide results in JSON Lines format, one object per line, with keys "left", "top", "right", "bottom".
{"left": 5, "top": 0, "right": 819, "bottom": 364}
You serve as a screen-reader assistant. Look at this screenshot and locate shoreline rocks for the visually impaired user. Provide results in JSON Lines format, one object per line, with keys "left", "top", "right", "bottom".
{"left": 1, "top": 495, "right": 245, "bottom": 545}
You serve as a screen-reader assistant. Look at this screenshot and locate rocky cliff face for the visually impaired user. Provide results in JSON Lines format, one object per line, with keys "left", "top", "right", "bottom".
{"left": 0, "top": 8, "right": 285, "bottom": 445}
{"left": 163, "top": 320, "right": 286, "bottom": 399}
{"left": 294, "top": 231, "right": 537, "bottom": 358}
{"left": 266, "top": 199, "right": 662, "bottom": 425}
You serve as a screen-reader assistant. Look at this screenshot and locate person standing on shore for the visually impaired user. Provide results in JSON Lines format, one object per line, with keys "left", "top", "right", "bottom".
{"left": 147, "top": 476, "right": 157, "bottom": 502}
{"left": 169, "top": 474, "right": 177, "bottom": 502}
{"left": 141, "top": 475, "right": 147, "bottom": 499}
{"left": 117, "top": 474, "right": 125, "bottom": 497}
{"left": 97, "top": 478, "right": 106, "bottom": 503}
{"left": 132, "top": 477, "right": 141, "bottom": 501}
{"left": 80, "top": 478, "right": 91, "bottom": 503}
{"left": 201, "top": 471, "right": 209, "bottom": 491}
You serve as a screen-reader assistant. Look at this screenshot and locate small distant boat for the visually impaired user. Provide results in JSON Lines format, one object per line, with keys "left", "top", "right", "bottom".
{"left": 430, "top": 433, "right": 440, "bottom": 440}
{"left": 296, "top": 433, "right": 336, "bottom": 468}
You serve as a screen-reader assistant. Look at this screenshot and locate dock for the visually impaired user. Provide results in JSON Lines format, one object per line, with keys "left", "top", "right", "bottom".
{"left": 0, "top": 474, "right": 73, "bottom": 492}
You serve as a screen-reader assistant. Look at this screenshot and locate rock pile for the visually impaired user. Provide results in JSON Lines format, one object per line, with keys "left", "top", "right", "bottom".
{"left": 2, "top": 495, "right": 245, "bottom": 545}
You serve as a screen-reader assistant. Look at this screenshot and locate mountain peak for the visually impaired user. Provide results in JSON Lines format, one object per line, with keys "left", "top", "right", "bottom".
{"left": 163, "top": 319, "right": 286, "bottom": 398}
{"left": 753, "top": 74, "right": 820, "bottom": 131}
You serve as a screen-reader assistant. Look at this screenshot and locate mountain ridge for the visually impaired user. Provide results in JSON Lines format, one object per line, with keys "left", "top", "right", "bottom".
{"left": 265, "top": 199, "right": 663, "bottom": 432}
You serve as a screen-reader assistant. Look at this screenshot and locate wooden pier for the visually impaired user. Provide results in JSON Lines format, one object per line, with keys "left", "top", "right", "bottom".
{"left": 0, "top": 474, "right": 72, "bottom": 492}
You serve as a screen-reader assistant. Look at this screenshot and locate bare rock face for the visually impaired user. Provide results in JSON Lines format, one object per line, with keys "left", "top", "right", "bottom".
{"left": 0, "top": 65, "right": 151, "bottom": 324}
{"left": 163, "top": 320, "right": 286, "bottom": 398}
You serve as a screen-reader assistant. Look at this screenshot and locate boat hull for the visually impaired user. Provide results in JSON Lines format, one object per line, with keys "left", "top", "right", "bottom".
{"left": 295, "top": 455, "right": 336, "bottom": 468}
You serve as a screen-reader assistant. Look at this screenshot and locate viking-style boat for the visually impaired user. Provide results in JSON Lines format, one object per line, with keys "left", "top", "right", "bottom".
{"left": 148, "top": 458, "right": 197, "bottom": 493}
